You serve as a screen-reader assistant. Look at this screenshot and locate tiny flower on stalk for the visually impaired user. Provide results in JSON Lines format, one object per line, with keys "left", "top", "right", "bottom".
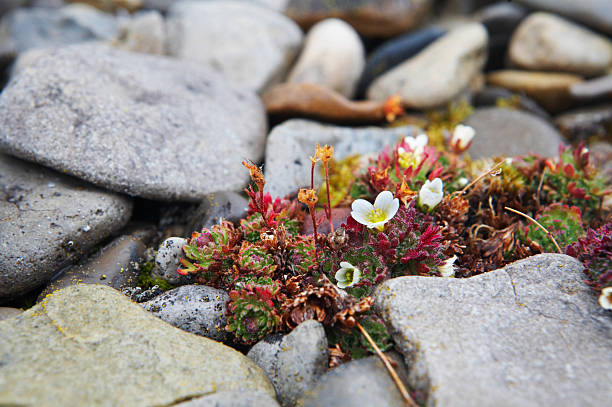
{"left": 351, "top": 190, "right": 399, "bottom": 231}
{"left": 383, "top": 95, "right": 404, "bottom": 122}
{"left": 439, "top": 255, "right": 457, "bottom": 277}
{"left": 418, "top": 178, "right": 444, "bottom": 211}
{"left": 449, "top": 124, "right": 475, "bottom": 153}
{"left": 315, "top": 143, "right": 334, "bottom": 164}
{"left": 403, "top": 133, "right": 429, "bottom": 154}
{"left": 599, "top": 286, "right": 612, "bottom": 310}
{"left": 335, "top": 261, "right": 362, "bottom": 289}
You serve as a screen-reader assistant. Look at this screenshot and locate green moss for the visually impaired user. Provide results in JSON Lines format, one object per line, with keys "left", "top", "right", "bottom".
{"left": 137, "top": 261, "right": 175, "bottom": 291}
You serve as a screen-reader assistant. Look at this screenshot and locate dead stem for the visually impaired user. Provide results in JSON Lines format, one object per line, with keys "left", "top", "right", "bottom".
{"left": 455, "top": 160, "right": 506, "bottom": 197}
{"left": 356, "top": 322, "right": 417, "bottom": 407}
{"left": 536, "top": 168, "right": 546, "bottom": 208}
{"left": 504, "top": 206, "right": 562, "bottom": 253}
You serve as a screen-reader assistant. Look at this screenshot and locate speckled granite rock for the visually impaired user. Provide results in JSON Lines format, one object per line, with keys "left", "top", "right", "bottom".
{"left": 374, "top": 254, "right": 612, "bottom": 407}
{"left": 0, "top": 44, "right": 266, "bottom": 201}
{"left": 0, "top": 154, "right": 132, "bottom": 302}
{"left": 0, "top": 284, "right": 275, "bottom": 407}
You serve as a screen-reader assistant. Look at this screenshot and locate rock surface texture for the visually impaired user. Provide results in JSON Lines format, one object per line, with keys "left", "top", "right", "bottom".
{"left": 166, "top": 1, "right": 302, "bottom": 93}
{"left": 0, "top": 284, "right": 275, "bottom": 407}
{"left": 374, "top": 254, "right": 612, "bottom": 407}
{"left": 367, "top": 23, "right": 488, "bottom": 109}
{"left": 264, "top": 119, "right": 420, "bottom": 197}
{"left": 515, "top": 0, "right": 612, "bottom": 35}
{"left": 0, "top": 154, "right": 132, "bottom": 302}
{"left": 0, "top": 44, "right": 267, "bottom": 201}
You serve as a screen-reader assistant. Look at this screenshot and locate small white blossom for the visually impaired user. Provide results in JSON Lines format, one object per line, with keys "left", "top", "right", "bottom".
{"left": 439, "top": 255, "right": 457, "bottom": 277}
{"left": 351, "top": 190, "right": 400, "bottom": 231}
{"left": 403, "top": 133, "right": 428, "bottom": 154}
{"left": 418, "top": 178, "right": 444, "bottom": 211}
{"left": 450, "top": 124, "right": 475, "bottom": 152}
{"left": 335, "top": 262, "right": 362, "bottom": 289}
{"left": 599, "top": 287, "right": 612, "bottom": 310}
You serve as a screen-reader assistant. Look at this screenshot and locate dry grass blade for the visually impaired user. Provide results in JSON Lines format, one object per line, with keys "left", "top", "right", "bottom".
{"left": 504, "top": 206, "right": 562, "bottom": 253}
{"left": 356, "top": 322, "right": 417, "bottom": 407}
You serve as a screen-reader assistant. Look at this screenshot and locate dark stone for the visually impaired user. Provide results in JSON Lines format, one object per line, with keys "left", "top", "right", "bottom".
{"left": 555, "top": 105, "right": 612, "bottom": 142}
{"left": 355, "top": 27, "right": 445, "bottom": 98}
{"left": 472, "top": 86, "right": 550, "bottom": 120}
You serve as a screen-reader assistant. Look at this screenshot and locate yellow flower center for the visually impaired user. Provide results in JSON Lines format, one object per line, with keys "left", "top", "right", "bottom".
{"left": 367, "top": 208, "right": 386, "bottom": 223}
{"left": 398, "top": 151, "right": 421, "bottom": 169}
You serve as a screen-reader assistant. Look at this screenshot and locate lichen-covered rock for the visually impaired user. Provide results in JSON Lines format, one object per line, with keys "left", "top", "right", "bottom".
{"left": 143, "top": 285, "right": 230, "bottom": 341}
{"left": 374, "top": 254, "right": 612, "bottom": 407}
{"left": 0, "top": 284, "right": 275, "bottom": 407}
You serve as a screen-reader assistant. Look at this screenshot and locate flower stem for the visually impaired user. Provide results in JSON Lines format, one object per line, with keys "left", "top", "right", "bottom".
{"left": 356, "top": 322, "right": 416, "bottom": 407}
{"left": 456, "top": 160, "right": 505, "bottom": 196}
{"left": 323, "top": 163, "right": 334, "bottom": 234}
{"left": 504, "top": 206, "right": 562, "bottom": 253}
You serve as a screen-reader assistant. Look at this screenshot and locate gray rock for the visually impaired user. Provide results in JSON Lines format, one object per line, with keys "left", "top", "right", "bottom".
{"left": 112, "top": 10, "right": 166, "bottom": 55}
{"left": 38, "top": 231, "right": 151, "bottom": 301}
{"left": 367, "top": 23, "right": 488, "bottom": 109}
{"left": 374, "top": 254, "right": 612, "bottom": 407}
{"left": 175, "top": 391, "right": 280, "bottom": 407}
{"left": 248, "top": 320, "right": 329, "bottom": 407}
{"left": 0, "top": 0, "right": 26, "bottom": 17}
{"left": 0, "top": 306, "right": 22, "bottom": 321}
{"left": 555, "top": 104, "right": 612, "bottom": 142}
{"left": 297, "top": 352, "right": 410, "bottom": 407}
{"left": 287, "top": 18, "right": 364, "bottom": 98}
{"left": 0, "top": 4, "right": 118, "bottom": 54}
{"left": 464, "top": 107, "right": 563, "bottom": 159}
{"left": 153, "top": 237, "right": 191, "bottom": 286}
{"left": 509, "top": 12, "right": 612, "bottom": 78}
{"left": 570, "top": 74, "right": 612, "bottom": 102}
{"left": 143, "top": 285, "right": 229, "bottom": 341}
{"left": 0, "top": 154, "right": 132, "bottom": 302}
{"left": 472, "top": 86, "right": 550, "bottom": 120}
{"left": 0, "top": 44, "right": 267, "bottom": 201}
{"left": 515, "top": 0, "right": 612, "bottom": 35}
{"left": 264, "top": 119, "right": 421, "bottom": 198}
{"left": 143, "top": 0, "right": 288, "bottom": 13}
{"left": 166, "top": 1, "right": 302, "bottom": 93}
{"left": 0, "top": 284, "right": 275, "bottom": 406}
{"left": 185, "top": 191, "right": 249, "bottom": 236}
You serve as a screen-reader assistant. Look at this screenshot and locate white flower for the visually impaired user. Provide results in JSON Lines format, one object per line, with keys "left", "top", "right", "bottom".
{"left": 403, "top": 133, "right": 428, "bottom": 154}
{"left": 439, "top": 255, "right": 457, "bottom": 277}
{"left": 351, "top": 190, "right": 399, "bottom": 231}
{"left": 335, "top": 262, "right": 362, "bottom": 289}
{"left": 599, "top": 287, "right": 612, "bottom": 310}
{"left": 450, "top": 124, "right": 475, "bottom": 152}
{"left": 418, "top": 178, "right": 444, "bottom": 211}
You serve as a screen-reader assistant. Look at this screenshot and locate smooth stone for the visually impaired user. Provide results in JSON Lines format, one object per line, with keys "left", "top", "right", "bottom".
{"left": 570, "top": 74, "right": 612, "bottom": 101}
{"left": 589, "top": 141, "right": 612, "bottom": 177}
{"left": 143, "top": 0, "right": 288, "bottom": 13}
{"left": 37, "top": 232, "right": 150, "bottom": 301}
{"left": 263, "top": 83, "right": 385, "bottom": 125}
{"left": 264, "top": 119, "right": 421, "bottom": 198}
{"left": 487, "top": 70, "right": 583, "bottom": 113}
{"left": 374, "top": 254, "right": 612, "bottom": 407}
{"left": 143, "top": 285, "right": 230, "bottom": 341}
{"left": 166, "top": 1, "right": 302, "bottom": 93}
{"left": 555, "top": 105, "right": 612, "bottom": 142}
{"left": 515, "top": 0, "right": 612, "bottom": 35}
{"left": 175, "top": 391, "right": 280, "bottom": 407}
{"left": 297, "top": 352, "right": 410, "bottom": 407}
{"left": 153, "top": 237, "right": 191, "bottom": 286}
{"left": 285, "top": 0, "right": 433, "bottom": 38}
{"left": 472, "top": 86, "right": 550, "bottom": 120}
{"left": 355, "top": 27, "right": 446, "bottom": 98}
{"left": 287, "top": 19, "right": 364, "bottom": 98}
{"left": 0, "top": 284, "right": 275, "bottom": 406}
{"left": 0, "top": 0, "right": 26, "bottom": 17}
{"left": 367, "top": 23, "right": 488, "bottom": 109}
{"left": 0, "top": 307, "right": 22, "bottom": 321}
{"left": 0, "top": 44, "right": 266, "bottom": 201}
{"left": 477, "top": 2, "right": 528, "bottom": 71}
{"left": 0, "top": 154, "right": 132, "bottom": 302}
{"left": 248, "top": 320, "right": 329, "bottom": 407}
{"left": 465, "top": 107, "right": 562, "bottom": 159}
{"left": 112, "top": 10, "right": 165, "bottom": 55}
{"left": 508, "top": 12, "right": 612, "bottom": 77}
{"left": 72, "top": 0, "right": 143, "bottom": 12}
{"left": 185, "top": 191, "right": 249, "bottom": 236}
{"left": 0, "top": 4, "right": 118, "bottom": 54}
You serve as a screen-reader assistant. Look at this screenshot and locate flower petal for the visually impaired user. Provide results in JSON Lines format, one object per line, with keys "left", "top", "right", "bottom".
{"left": 339, "top": 261, "right": 353, "bottom": 269}
{"left": 374, "top": 190, "right": 393, "bottom": 209}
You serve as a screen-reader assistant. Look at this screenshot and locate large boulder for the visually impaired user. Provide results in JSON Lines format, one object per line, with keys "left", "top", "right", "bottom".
{"left": 0, "top": 44, "right": 267, "bottom": 201}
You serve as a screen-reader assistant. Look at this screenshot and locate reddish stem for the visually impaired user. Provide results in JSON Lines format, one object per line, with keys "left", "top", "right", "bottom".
{"left": 323, "top": 163, "right": 334, "bottom": 234}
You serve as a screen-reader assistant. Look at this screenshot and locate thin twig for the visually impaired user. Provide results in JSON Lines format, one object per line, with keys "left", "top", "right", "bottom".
{"left": 455, "top": 160, "right": 506, "bottom": 197}
{"left": 536, "top": 168, "right": 546, "bottom": 208}
{"left": 356, "top": 322, "right": 417, "bottom": 407}
{"left": 504, "top": 207, "right": 562, "bottom": 253}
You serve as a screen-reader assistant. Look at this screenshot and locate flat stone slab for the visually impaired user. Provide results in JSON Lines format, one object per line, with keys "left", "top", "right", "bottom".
{"left": 264, "top": 119, "right": 420, "bottom": 198}
{"left": 0, "top": 44, "right": 267, "bottom": 201}
{"left": 0, "top": 284, "right": 275, "bottom": 407}
{"left": 0, "top": 154, "right": 132, "bottom": 302}
{"left": 374, "top": 254, "right": 612, "bottom": 407}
